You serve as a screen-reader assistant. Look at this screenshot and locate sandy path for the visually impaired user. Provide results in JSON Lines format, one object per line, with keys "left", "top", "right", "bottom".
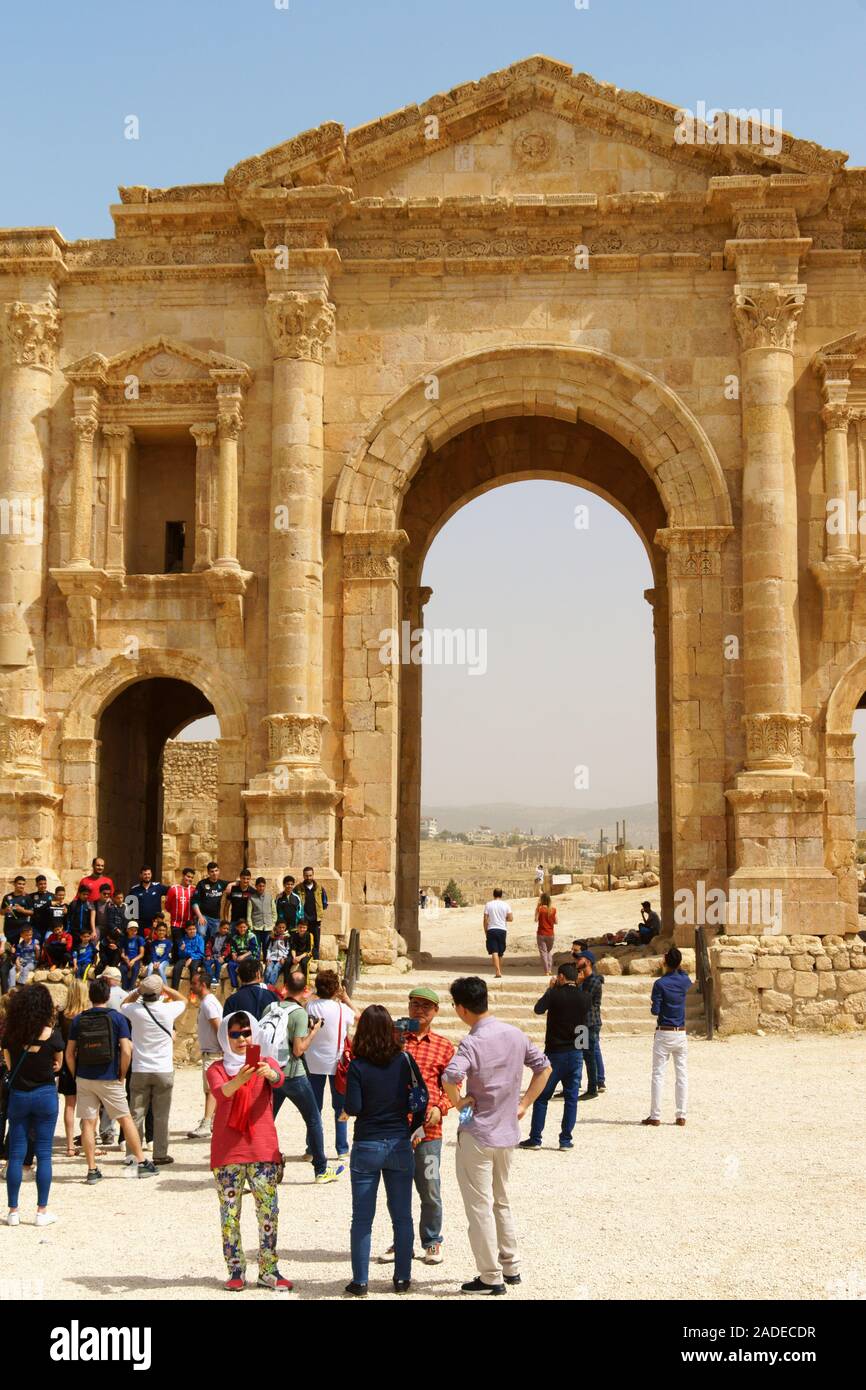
{"left": 4, "top": 1030, "right": 865, "bottom": 1301}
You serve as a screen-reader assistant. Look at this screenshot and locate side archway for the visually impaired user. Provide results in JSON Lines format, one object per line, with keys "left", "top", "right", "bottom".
{"left": 822, "top": 652, "right": 866, "bottom": 931}
{"left": 332, "top": 342, "right": 732, "bottom": 536}
{"left": 58, "top": 651, "right": 247, "bottom": 883}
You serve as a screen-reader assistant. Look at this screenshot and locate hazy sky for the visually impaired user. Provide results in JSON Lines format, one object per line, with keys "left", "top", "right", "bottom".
{"left": 7, "top": 0, "right": 866, "bottom": 803}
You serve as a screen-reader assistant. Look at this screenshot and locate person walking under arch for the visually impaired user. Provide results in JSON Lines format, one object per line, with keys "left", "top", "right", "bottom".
{"left": 3, "top": 983, "right": 62, "bottom": 1227}
{"left": 642, "top": 946, "right": 693, "bottom": 1128}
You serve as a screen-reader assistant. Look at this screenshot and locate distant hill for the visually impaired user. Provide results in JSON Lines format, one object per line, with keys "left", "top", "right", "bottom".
{"left": 421, "top": 800, "right": 659, "bottom": 848}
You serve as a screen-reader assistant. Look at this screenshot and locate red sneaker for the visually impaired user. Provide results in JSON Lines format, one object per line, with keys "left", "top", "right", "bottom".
{"left": 224, "top": 1275, "right": 245, "bottom": 1291}
{"left": 258, "top": 1272, "right": 293, "bottom": 1291}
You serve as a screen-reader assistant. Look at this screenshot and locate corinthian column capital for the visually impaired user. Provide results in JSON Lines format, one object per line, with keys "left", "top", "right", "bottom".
{"left": 265, "top": 290, "right": 335, "bottom": 362}
{"left": 821, "top": 402, "right": 850, "bottom": 433}
{"left": 6, "top": 299, "right": 61, "bottom": 371}
{"left": 733, "top": 282, "right": 806, "bottom": 352}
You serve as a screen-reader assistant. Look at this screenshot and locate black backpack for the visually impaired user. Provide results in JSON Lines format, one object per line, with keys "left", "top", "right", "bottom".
{"left": 75, "top": 1008, "right": 117, "bottom": 1072}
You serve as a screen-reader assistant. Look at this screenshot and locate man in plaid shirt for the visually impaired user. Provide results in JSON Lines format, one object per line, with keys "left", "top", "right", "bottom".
{"left": 401, "top": 985, "right": 455, "bottom": 1265}
{"left": 577, "top": 953, "right": 606, "bottom": 1099}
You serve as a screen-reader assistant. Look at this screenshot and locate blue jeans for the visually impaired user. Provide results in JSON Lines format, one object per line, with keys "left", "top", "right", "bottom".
{"left": 198, "top": 915, "right": 219, "bottom": 941}
{"left": 584, "top": 1026, "right": 605, "bottom": 1090}
{"left": 273, "top": 1073, "right": 327, "bottom": 1176}
{"left": 529, "top": 1049, "right": 583, "bottom": 1144}
{"left": 263, "top": 960, "right": 284, "bottom": 986}
{"left": 350, "top": 1136, "right": 414, "bottom": 1285}
{"left": 414, "top": 1138, "right": 443, "bottom": 1248}
{"left": 206, "top": 958, "right": 223, "bottom": 985}
{"left": 308, "top": 1072, "right": 348, "bottom": 1154}
{"left": 120, "top": 961, "right": 141, "bottom": 989}
{"left": 6, "top": 1084, "right": 58, "bottom": 1208}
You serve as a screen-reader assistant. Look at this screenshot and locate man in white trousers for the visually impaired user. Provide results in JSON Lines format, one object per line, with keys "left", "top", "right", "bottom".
{"left": 642, "top": 945, "right": 692, "bottom": 1127}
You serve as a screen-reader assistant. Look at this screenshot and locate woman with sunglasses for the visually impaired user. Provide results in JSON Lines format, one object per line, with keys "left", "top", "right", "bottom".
{"left": 206, "top": 1010, "right": 290, "bottom": 1291}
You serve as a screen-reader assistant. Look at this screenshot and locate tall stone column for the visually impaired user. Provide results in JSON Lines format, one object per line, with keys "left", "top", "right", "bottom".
{"left": 68, "top": 400, "right": 99, "bottom": 568}
{"left": 728, "top": 281, "right": 843, "bottom": 936}
{"left": 0, "top": 293, "right": 62, "bottom": 875}
{"left": 396, "top": 582, "right": 433, "bottom": 955}
{"left": 243, "top": 289, "right": 343, "bottom": 936}
{"left": 733, "top": 281, "right": 807, "bottom": 762}
{"left": 822, "top": 404, "right": 854, "bottom": 560}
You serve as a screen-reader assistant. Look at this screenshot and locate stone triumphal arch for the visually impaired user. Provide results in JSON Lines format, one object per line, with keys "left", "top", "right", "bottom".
{"left": 3, "top": 56, "right": 866, "bottom": 1028}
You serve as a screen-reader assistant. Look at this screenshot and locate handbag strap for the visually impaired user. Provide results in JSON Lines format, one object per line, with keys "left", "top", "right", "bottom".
{"left": 141, "top": 999, "right": 174, "bottom": 1040}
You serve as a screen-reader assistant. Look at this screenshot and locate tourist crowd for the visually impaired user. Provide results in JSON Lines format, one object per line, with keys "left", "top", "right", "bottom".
{"left": 0, "top": 862, "right": 691, "bottom": 1295}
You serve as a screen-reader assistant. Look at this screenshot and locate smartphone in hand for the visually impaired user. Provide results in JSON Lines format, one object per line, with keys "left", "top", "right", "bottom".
{"left": 246, "top": 1044, "right": 261, "bottom": 1068}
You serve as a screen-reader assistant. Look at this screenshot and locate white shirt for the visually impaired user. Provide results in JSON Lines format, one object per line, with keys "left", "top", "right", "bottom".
{"left": 305, "top": 998, "right": 354, "bottom": 1075}
{"left": 196, "top": 992, "right": 223, "bottom": 1055}
{"left": 106, "top": 985, "right": 127, "bottom": 1012}
{"left": 484, "top": 899, "right": 512, "bottom": 933}
{"left": 121, "top": 998, "right": 185, "bottom": 1073}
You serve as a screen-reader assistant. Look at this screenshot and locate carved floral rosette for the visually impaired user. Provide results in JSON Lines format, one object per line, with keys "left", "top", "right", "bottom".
{"left": 265, "top": 713, "right": 327, "bottom": 766}
{"left": 6, "top": 301, "right": 60, "bottom": 372}
{"left": 743, "top": 713, "right": 811, "bottom": 771}
{"left": 733, "top": 283, "right": 806, "bottom": 352}
{"left": 0, "top": 717, "right": 45, "bottom": 772}
{"left": 265, "top": 291, "right": 335, "bottom": 363}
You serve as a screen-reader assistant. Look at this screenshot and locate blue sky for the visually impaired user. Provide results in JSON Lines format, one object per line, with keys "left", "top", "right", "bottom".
{"left": 6, "top": 0, "right": 864, "bottom": 812}
{"left": 3, "top": 0, "right": 864, "bottom": 237}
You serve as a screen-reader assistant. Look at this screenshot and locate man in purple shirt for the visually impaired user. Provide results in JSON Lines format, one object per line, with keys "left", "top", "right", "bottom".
{"left": 442, "top": 975, "right": 551, "bottom": 1295}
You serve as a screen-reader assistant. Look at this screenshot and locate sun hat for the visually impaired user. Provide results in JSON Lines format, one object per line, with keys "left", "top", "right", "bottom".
{"left": 408, "top": 986, "right": 440, "bottom": 1005}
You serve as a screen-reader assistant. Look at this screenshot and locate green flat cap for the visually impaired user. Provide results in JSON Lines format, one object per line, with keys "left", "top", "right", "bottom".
{"left": 409, "top": 985, "right": 440, "bottom": 1005}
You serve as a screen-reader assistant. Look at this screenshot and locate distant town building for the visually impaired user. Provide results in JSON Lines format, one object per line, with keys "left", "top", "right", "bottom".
{"left": 420, "top": 816, "right": 439, "bottom": 839}
{"left": 467, "top": 825, "right": 496, "bottom": 844}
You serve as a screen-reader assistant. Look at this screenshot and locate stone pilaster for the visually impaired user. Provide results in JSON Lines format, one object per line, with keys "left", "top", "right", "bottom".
{"left": 396, "top": 583, "right": 433, "bottom": 955}
{"left": 101, "top": 425, "right": 132, "bottom": 576}
{"left": 214, "top": 388, "right": 242, "bottom": 569}
{"left": 190, "top": 423, "right": 217, "bottom": 571}
{"left": 810, "top": 363, "right": 863, "bottom": 641}
{"left": 340, "top": 530, "right": 408, "bottom": 965}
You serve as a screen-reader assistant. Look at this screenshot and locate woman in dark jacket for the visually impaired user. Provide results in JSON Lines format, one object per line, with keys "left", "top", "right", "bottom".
{"left": 342, "top": 1004, "right": 424, "bottom": 1297}
{"left": 3, "top": 983, "right": 62, "bottom": 1226}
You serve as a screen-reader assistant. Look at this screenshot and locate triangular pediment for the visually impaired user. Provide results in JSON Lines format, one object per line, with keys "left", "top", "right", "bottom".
{"left": 65, "top": 337, "right": 250, "bottom": 385}
{"left": 224, "top": 55, "right": 848, "bottom": 200}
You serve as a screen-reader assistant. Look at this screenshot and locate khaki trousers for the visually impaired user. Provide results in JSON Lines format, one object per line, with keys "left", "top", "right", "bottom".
{"left": 455, "top": 1128, "right": 519, "bottom": 1286}
{"left": 129, "top": 1071, "right": 174, "bottom": 1161}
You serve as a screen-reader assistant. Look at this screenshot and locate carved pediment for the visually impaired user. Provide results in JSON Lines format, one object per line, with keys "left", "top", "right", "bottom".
{"left": 223, "top": 55, "right": 848, "bottom": 202}
{"left": 65, "top": 336, "right": 250, "bottom": 387}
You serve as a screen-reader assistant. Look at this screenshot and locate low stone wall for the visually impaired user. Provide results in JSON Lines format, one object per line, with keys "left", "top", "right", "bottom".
{"left": 710, "top": 934, "right": 866, "bottom": 1035}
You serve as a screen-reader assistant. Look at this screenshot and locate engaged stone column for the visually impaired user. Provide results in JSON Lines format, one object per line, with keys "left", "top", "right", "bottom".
{"left": 263, "top": 289, "right": 334, "bottom": 759}
{"left": 69, "top": 402, "right": 99, "bottom": 567}
{"left": 214, "top": 388, "right": 242, "bottom": 569}
{"left": 101, "top": 425, "right": 132, "bottom": 576}
{"left": 822, "top": 404, "right": 854, "bottom": 560}
{"left": 733, "top": 281, "right": 807, "bottom": 771}
{"left": 0, "top": 297, "right": 59, "bottom": 676}
{"left": 190, "top": 423, "right": 217, "bottom": 571}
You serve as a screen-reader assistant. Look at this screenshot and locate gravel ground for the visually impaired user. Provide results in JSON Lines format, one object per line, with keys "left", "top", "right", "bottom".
{"left": 3, "top": 1030, "right": 865, "bottom": 1301}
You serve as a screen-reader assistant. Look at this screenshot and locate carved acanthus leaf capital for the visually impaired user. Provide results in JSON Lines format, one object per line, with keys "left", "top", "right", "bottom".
{"left": 190, "top": 422, "right": 217, "bottom": 448}
{"left": 72, "top": 415, "right": 99, "bottom": 444}
{"left": 743, "top": 713, "right": 811, "bottom": 772}
{"left": 821, "top": 402, "right": 850, "bottom": 433}
{"left": 265, "top": 291, "right": 335, "bottom": 362}
{"left": 733, "top": 283, "right": 806, "bottom": 352}
{"left": 217, "top": 408, "right": 243, "bottom": 442}
{"left": 6, "top": 300, "right": 61, "bottom": 371}
{"left": 0, "top": 716, "right": 45, "bottom": 772}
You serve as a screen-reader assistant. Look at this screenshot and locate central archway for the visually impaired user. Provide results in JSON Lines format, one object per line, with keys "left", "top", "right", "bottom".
{"left": 333, "top": 345, "right": 733, "bottom": 961}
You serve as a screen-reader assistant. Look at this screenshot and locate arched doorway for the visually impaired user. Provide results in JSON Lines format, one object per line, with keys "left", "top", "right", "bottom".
{"left": 334, "top": 345, "right": 733, "bottom": 962}
{"left": 97, "top": 679, "right": 215, "bottom": 888}
{"left": 394, "top": 415, "right": 669, "bottom": 952}
{"left": 58, "top": 651, "right": 247, "bottom": 889}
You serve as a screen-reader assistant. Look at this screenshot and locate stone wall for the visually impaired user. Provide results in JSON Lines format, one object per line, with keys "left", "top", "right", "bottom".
{"left": 161, "top": 740, "right": 218, "bottom": 877}
{"left": 710, "top": 935, "right": 866, "bottom": 1035}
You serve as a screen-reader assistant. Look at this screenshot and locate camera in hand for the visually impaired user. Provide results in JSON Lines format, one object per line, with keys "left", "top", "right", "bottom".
{"left": 393, "top": 1016, "right": 420, "bottom": 1033}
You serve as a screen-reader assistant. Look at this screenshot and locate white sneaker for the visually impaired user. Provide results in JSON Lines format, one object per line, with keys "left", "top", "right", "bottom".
{"left": 35, "top": 1211, "right": 57, "bottom": 1227}
{"left": 187, "top": 1121, "right": 212, "bottom": 1139}
{"left": 6, "top": 1211, "right": 20, "bottom": 1227}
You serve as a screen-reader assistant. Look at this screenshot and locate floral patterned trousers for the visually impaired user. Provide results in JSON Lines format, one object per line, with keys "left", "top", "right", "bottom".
{"left": 213, "top": 1163, "right": 279, "bottom": 1277}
